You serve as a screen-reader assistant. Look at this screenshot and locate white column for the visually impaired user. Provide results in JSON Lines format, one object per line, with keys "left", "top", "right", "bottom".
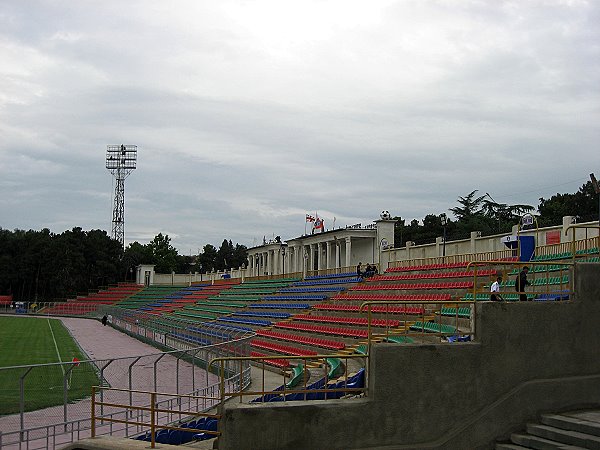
{"left": 345, "top": 237, "right": 352, "bottom": 268}
{"left": 326, "top": 241, "right": 332, "bottom": 269}
{"left": 335, "top": 242, "right": 341, "bottom": 269}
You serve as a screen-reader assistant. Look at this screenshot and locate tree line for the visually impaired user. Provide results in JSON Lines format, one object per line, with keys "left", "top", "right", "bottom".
{"left": 0, "top": 229, "right": 248, "bottom": 303}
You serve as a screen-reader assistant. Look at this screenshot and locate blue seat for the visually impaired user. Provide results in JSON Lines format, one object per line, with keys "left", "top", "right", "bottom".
{"left": 134, "top": 432, "right": 149, "bottom": 441}
{"left": 194, "top": 419, "right": 218, "bottom": 441}
{"left": 155, "top": 429, "right": 170, "bottom": 444}
{"left": 168, "top": 429, "right": 183, "bottom": 445}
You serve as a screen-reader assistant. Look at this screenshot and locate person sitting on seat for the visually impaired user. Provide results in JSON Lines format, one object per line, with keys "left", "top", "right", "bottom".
{"left": 490, "top": 276, "right": 503, "bottom": 301}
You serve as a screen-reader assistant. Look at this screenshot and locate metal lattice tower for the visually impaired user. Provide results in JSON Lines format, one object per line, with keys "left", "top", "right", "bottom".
{"left": 106, "top": 145, "right": 137, "bottom": 247}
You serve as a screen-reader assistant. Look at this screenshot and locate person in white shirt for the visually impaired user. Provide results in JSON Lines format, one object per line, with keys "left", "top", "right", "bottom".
{"left": 490, "top": 276, "right": 503, "bottom": 301}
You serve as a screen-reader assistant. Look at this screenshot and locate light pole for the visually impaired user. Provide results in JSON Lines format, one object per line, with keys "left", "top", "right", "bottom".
{"left": 441, "top": 213, "right": 447, "bottom": 257}
{"left": 591, "top": 173, "right": 600, "bottom": 227}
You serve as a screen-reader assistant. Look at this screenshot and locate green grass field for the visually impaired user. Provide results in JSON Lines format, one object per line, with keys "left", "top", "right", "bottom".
{"left": 0, "top": 316, "right": 101, "bottom": 415}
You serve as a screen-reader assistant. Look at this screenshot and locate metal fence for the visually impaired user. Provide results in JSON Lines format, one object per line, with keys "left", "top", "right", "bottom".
{"left": 0, "top": 318, "right": 253, "bottom": 449}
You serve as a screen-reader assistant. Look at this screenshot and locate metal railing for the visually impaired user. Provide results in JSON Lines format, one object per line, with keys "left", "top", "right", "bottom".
{"left": 0, "top": 328, "right": 252, "bottom": 449}
{"left": 565, "top": 225, "right": 600, "bottom": 262}
{"left": 387, "top": 249, "right": 515, "bottom": 270}
{"left": 91, "top": 387, "right": 221, "bottom": 448}
{"left": 209, "top": 354, "right": 367, "bottom": 409}
{"left": 467, "top": 260, "right": 575, "bottom": 302}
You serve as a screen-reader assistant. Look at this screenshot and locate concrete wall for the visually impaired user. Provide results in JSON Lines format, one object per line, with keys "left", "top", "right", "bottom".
{"left": 219, "top": 263, "right": 600, "bottom": 450}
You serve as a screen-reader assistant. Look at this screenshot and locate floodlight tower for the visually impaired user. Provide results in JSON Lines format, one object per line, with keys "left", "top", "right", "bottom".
{"left": 106, "top": 145, "right": 137, "bottom": 247}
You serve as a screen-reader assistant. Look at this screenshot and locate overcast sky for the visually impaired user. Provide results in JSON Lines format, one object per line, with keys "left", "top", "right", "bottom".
{"left": 1, "top": 1, "right": 598, "bottom": 253}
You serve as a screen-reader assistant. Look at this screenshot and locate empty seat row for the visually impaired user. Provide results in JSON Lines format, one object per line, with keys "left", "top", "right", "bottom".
{"left": 251, "top": 339, "right": 318, "bottom": 357}
{"left": 386, "top": 261, "right": 470, "bottom": 272}
{"left": 304, "top": 271, "right": 359, "bottom": 280}
{"left": 233, "top": 311, "right": 291, "bottom": 319}
{"left": 439, "top": 306, "right": 471, "bottom": 317}
{"left": 263, "top": 294, "right": 328, "bottom": 301}
{"left": 218, "top": 317, "right": 272, "bottom": 327}
{"left": 313, "top": 303, "right": 426, "bottom": 315}
{"left": 256, "top": 329, "right": 345, "bottom": 350}
{"left": 332, "top": 293, "right": 452, "bottom": 301}
{"left": 292, "top": 314, "right": 400, "bottom": 328}
{"left": 370, "top": 269, "right": 495, "bottom": 282}
{"left": 279, "top": 286, "right": 346, "bottom": 292}
{"left": 169, "top": 332, "right": 212, "bottom": 346}
{"left": 350, "top": 281, "right": 474, "bottom": 291}
{"left": 409, "top": 321, "right": 457, "bottom": 334}
{"left": 292, "top": 278, "right": 362, "bottom": 286}
{"left": 250, "top": 351, "right": 291, "bottom": 368}
{"left": 275, "top": 321, "right": 369, "bottom": 338}
{"left": 248, "top": 303, "right": 311, "bottom": 309}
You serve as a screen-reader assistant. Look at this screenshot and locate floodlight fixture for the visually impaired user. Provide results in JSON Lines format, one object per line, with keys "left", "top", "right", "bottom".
{"left": 106, "top": 144, "right": 137, "bottom": 248}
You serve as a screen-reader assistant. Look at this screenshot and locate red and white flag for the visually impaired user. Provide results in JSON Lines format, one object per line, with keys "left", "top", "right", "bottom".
{"left": 306, "top": 214, "right": 315, "bottom": 222}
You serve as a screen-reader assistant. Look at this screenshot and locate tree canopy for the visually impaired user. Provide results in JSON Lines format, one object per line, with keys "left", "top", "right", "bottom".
{"left": 394, "top": 183, "right": 596, "bottom": 246}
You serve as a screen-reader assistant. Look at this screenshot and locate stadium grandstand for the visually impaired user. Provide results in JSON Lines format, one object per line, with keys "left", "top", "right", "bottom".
{"left": 1, "top": 214, "right": 599, "bottom": 449}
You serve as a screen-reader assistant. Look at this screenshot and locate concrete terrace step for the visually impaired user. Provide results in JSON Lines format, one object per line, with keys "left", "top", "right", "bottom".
{"left": 495, "top": 444, "right": 531, "bottom": 450}
{"left": 510, "top": 432, "right": 587, "bottom": 449}
{"left": 526, "top": 423, "right": 600, "bottom": 449}
{"left": 542, "top": 413, "right": 600, "bottom": 438}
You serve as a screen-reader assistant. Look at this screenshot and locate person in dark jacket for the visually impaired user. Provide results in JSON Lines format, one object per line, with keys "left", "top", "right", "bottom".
{"left": 515, "top": 266, "right": 530, "bottom": 301}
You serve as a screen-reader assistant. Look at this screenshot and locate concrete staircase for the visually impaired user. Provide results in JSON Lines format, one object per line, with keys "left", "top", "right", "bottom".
{"left": 496, "top": 410, "right": 600, "bottom": 449}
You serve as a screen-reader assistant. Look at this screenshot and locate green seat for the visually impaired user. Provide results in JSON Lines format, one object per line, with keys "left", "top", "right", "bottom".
{"left": 286, "top": 364, "right": 306, "bottom": 388}
{"left": 385, "top": 335, "right": 414, "bottom": 344}
{"left": 326, "top": 358, "right": 343, "bottom": 378}
{"left": 355, "top": 344, "right": 368, "bottom": 355}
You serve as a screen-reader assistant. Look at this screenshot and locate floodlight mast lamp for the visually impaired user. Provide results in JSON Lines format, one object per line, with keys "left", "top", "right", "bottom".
{"left": 106, "top": 145, "right": 137, "bottom": 248}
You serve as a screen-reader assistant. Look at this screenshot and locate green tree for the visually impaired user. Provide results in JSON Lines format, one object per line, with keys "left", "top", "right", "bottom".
{"left": 449, "top": 190, "right": 487, "bottom": 220}
{"left": 538, "top": 181, "right": 598, "bottom": 226}
{"left": 148, "top": 233, "right": 178, "bottom": 273}
{"left": 197, "top": 244, "right": 218, "bottom": 273}
{"left": 216, "top": 239, "right": 234, "bottom": 271}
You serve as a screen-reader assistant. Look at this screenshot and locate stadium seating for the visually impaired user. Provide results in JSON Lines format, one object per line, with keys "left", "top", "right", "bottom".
{"left": 251, "top": 339, "right": 318, "bottom": 357}
{"left": 332, "top": 293, "right": 452, "bottom": 301}
{"left": 274, "top": 321, "right": 369, "bottom": 338}
{"left": 313, "top": 303, "right": 426, "bottom": 315}
{"left": 256, "top": 329, "right": 345, "bottom": 350}
{"left": 291, "top": 314, "right": 400, "bottom": 328}
{"left": 350, "top": 281, "right": 474, "bottom": 291}
{"left": 409, "top": 321, "right": 457, "bottom": 334}
{"left": 370, "top": 269, "right": 495, "bottom": 281}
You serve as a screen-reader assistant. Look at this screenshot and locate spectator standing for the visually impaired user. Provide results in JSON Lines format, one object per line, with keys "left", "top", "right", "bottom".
{"left": 515, "top": 266, "right": 530, "bottom": 301}
{"left": 357, "top": 262, "right": 363, "bottom": 278}
{"left": 490, "top": 276, "right": 503, "bottom": 301}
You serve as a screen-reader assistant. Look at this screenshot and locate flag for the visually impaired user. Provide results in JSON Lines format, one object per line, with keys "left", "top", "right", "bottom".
{"left": 72, "top": 357, "right": 80, "bottom": 367}
{"left": 306, "top": 214, "right": 315, "bottom": 222}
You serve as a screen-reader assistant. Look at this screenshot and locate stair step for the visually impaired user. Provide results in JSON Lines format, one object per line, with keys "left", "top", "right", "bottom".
{"left": 527, "top": 423, "right": 600, "bottom": 449}
{"left": 542, "top": 414, "right": 600, "bottom": 438}
{"left": 495, "top": 443, "right": 531, "bottom": 450}
{"left": 510, "top": 432, "right": 586, "bottom": 449}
